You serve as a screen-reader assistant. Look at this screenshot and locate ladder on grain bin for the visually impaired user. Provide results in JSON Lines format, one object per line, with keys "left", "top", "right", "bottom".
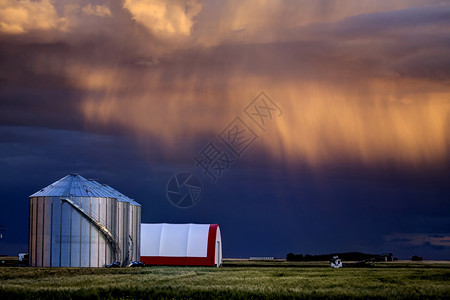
{"left": 61, "top": 198, "right": 121, "bottom": 264}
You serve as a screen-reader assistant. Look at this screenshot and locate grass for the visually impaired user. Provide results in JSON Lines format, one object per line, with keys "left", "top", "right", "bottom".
{"left": 0, "top": 260, "right": 449, "bottom": 299}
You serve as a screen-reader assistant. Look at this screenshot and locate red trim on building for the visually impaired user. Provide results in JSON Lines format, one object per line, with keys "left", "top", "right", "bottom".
{"left": 206, "top": 224, "right": 218, "bottom": 265}
{"left": 141, "top": 224, "right": 219, "bottom": 266}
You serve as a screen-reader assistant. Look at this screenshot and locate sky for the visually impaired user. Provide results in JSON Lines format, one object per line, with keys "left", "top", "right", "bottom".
{"left": 0, "top": 0, "right": 449, "bottom": 260}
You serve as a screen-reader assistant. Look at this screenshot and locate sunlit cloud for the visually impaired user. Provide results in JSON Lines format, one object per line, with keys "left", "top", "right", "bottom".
{"left": 191, "top": 0, "right": 445, "bottom": 46}
{"left": 81, "top": 4, "right": 112, "bottom": 17}
{"left": 75, "top": 0, "right": 450, "bottom": 168}
{"left": 0, "top": 0, "right": 68, "bottom": 34}
{"left": 1, "top": 0, "right": 449, "bottom": 171}
{"left": 78, "top": 71, "right": 449, "bottom": 168}
{"left": 123, "top": 0, "right": 202, "bottom": 38}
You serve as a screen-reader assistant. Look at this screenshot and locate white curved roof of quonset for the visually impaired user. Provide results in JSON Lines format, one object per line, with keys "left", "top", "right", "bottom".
{"left": 29, "top": 174, "right": 139, "bottom": 207}
{"left": 141, "top": 223, "right": 213, "bottom": 257}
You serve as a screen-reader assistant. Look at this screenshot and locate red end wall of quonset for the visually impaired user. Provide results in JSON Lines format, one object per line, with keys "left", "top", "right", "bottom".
{"left": 141, "top": 224, "right": 218, "bottom": 266}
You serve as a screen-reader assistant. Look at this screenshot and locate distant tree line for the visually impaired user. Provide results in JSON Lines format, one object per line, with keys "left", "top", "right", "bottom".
{"left": 286, "top": 252, "right": 394, "bottom": 262}
{"left": 411, "top": 255, "right": 423, "bottom": 261}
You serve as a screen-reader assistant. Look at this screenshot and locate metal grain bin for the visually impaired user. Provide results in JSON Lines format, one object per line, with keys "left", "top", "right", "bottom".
{"left": 29, "top": 174, "right": 126, "bottom": 267}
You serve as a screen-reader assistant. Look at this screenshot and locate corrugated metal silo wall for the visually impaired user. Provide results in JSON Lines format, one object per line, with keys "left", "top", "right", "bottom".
{"left": 117, "top": 201, "right": 130, "bottom": 265}
{"left": 129, "top": 204, "right": 141, "bottom": 262}
{"left": 29, "top": 196, "right": 118, "bottom": 267}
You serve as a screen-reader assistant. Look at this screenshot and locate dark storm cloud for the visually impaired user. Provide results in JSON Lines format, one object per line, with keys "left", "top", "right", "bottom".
{"left": 1, "top": 1, "right": 449, "bottom": 101}
{"left": 388, "top": 238, "right": 413, "bottom": 243}
{"left": 1, "top": 1, "right": 449, "bottom": 174}
{"left": 423, "top": 242, "right": 446, "bottom": 251}
{"left": 0, "top": 0, "right": 449, "bottom": 259}
{"left": 334, "top": 4, "right": 450, "bottom": 35}
{"left": 317, "top": 4, "right": 450, "bottom": 81}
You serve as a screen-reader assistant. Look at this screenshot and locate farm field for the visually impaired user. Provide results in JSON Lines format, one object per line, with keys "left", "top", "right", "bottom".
{"left": 0, "top": 260, "right": 449, "bottom": 299}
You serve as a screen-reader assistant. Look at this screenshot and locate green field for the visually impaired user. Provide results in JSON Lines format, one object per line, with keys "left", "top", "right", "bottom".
{"left": 1, "top": 260, "right": 449, "bottom": 299}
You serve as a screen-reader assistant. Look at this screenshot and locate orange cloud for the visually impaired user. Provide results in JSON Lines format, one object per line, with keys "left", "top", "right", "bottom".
{"left": 82, "top": 4, "right": 112, "bottom": 17}
{"left": 0, "top": 0, "right": 67, "bottom": 34}
{"left": 2, "top": 1, "right": 447, "bottom": 171}
{"left": 123, "top": 0, "right": 202, "bottom": 38}
{"left": 76, "top": 59, "right": 449, "bottom": 169}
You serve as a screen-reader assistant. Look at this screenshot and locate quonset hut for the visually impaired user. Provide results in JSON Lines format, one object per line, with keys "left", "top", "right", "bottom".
{"left": 140, "top": 223, "right": 222, "bottom": 266}
{"left": 29, "top": 174, "right": 141, "bottom": 267}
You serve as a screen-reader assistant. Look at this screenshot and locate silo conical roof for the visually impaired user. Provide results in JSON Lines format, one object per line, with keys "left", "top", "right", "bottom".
{"left": 30, "top": 174, "right": 118, "bottom": 198}
{"left": 101, "top": 184, "right": 141, "bottom": 206}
